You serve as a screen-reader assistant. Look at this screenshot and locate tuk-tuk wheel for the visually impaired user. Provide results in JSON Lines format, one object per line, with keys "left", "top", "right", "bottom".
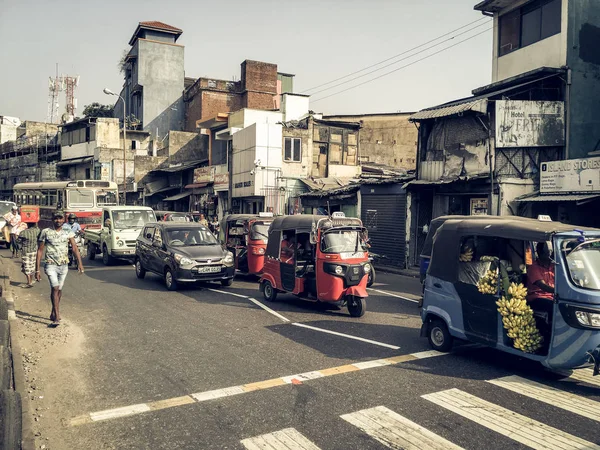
{"left": 347, "top": 296, "right": 366, "bottom": 318}
{"left": 262, "top": 281, "right": 278, "bottom": 302}
{"left": 367, "top": 268, "right": 375, "bottom": 287}
{"left": 428, "top": 319, "right": 453, "bottom": 352}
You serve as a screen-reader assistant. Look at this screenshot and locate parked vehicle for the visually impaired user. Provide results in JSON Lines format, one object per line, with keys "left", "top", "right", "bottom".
{"left": 135, "top": 222, "right": 235, "bottom": 290}
{"left": 220, "top": 213, "right": 274, "bottom": 276}
{"left": 260, "top": 213, "right": 371, "bottom": 317}
{"left": 68, "top": 232, "right": 85, "bottom": 268}
{"left": 0, "top": 201, "right": 17, "bottom": 248}
{"left": 85, "top": 206, "right": 156, "bottom": 265}
{"left": 13, "top": 180, "right": 118, "bottom": 230}
{"left": 155, "top": 211, "right": 192, "bottom": 222}
{"left": 420, "top": 216, "right": 600, "bottom": 374}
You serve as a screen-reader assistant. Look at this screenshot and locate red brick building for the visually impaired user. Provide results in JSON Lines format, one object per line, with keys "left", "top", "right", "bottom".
{"left": 183, "top": 60, "right": 290, "bottom": 132}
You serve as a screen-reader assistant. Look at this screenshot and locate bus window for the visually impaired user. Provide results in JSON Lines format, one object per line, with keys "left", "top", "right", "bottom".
{"left": 68, "top": 189, "right": 94, "bottom": 208}
{"left": 48, "top": 190, "right": 57, "bottom": 206}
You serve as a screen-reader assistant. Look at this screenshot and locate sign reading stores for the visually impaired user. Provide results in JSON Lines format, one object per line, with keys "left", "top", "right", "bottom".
{"left": 495, "top": 100, "right": 565, "bottom": 148}
{"left": 541, "top": 157, "right": 600, "bottom": 193}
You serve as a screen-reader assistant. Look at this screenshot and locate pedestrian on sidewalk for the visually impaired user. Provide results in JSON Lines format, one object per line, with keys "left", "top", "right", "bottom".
{"left": 35, "top": 210, "right": 84, "bottom": 326}
{"left": 3, "top": 205, "right": 21, "bottom": 258}
{"left": 18, "top": 220, "right": 40, "bottom": 287}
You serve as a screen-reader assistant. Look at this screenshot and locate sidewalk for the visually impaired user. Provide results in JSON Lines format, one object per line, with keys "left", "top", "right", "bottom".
{"left": 373, "top": 263, "right": 420, "bottom": 278}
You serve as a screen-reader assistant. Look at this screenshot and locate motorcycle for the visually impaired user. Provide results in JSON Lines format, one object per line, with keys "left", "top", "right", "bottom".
{"left": 68, "top": 232, "right": 85, "bottom": 268}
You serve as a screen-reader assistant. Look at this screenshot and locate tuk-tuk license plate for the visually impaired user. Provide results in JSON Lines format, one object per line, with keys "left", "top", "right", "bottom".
{"left": 195, "top": 266, "right": 221, "bottom": 274}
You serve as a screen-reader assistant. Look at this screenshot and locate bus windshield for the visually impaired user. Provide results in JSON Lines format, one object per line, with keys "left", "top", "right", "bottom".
{"left": 68, "top": 190, "right": 94, "bottom": 208}
{"left": 97, "top": 190, "right": 118, "bottom": 206}
{"left": 112, "top": 210, "right": 155, "bottom": 229}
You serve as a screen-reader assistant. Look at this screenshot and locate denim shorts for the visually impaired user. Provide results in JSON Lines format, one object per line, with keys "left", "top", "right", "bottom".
{"left": 45, "top": 264, "right": 68, "bottom": 289}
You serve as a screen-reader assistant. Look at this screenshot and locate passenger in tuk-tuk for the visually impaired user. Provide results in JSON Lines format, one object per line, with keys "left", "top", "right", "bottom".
{"left": 280, "top": 232, "right": 295, "bottom": 264}
{"left": 526, "top": 242, "right": 555, "bottom": 340}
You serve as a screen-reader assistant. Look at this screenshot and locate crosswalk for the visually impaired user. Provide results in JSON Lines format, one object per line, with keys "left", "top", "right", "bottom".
{"left": 240, "top": 368, "right": 600, "bottom": 450}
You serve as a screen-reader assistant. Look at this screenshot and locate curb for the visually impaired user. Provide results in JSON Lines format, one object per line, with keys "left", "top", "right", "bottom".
{"left": 1, "top": 263, "right": 35, "bottom": 450}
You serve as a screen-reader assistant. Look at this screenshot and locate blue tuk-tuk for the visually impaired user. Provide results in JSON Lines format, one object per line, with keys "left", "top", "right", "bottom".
{"left": 421, "top": 216, "right": 600, "bottom": 374}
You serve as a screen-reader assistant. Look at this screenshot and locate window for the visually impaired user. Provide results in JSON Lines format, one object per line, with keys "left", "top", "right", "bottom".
{"left": 131, "top": 140, "right": 137, "bottom": 150}
{"left": 498, "top": 0, "right": 561, "bottom": 57}
{"left": 68, "top": 190, "right": 94, "bottom": 208}
{"left": 284, "top": 137, "right": 301, "bottom": 162}
{"left": 153, "top": 228, "right": 163, "bottom": 246}
{"left": 85, "top": 168, "right": 91, "bottom": 179}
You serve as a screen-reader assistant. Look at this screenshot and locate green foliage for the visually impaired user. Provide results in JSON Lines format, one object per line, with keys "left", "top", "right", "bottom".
{"left": 82, "top": 103, "right": 114, "bottom": 118}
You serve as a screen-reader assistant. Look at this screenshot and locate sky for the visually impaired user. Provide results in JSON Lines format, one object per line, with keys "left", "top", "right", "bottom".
{"left": 0, "top": 0, "right": 493, "bottom": 123}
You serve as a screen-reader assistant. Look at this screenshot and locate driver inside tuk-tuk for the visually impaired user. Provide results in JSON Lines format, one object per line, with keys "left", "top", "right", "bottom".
{"left": 526, "top": 242, "right": 555, "bottom": 337}
{"left": 280, "top": 232, "right": 296, "bottom": 264}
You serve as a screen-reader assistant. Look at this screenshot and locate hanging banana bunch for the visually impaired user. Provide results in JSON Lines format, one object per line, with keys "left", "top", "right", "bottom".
{"left": 477, "top": 269, "right": 498, "bottom": 295}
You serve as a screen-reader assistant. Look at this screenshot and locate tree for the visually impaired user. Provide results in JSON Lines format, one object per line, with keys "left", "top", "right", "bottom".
{"left": 82, "top": 103, "right": 114, "bottom": 118}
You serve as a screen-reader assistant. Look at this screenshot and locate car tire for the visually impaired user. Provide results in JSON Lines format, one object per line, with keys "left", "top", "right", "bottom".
{"left": 102, "top": 245, "right": 114, "bottom": 266}
{"left": 164, "top": 267, "right": 178, "bottom": 291}
{"left": 135, "top": 258, "right": 146, "bottom": 279}
{"left": 262, "top": 280, "right": 277, "bottom": 302}
{"left": 347, "top": 296, "right": 366, "bottom": 317}
{"left": 87, "top": 244, "right": 96, "bottom": 261}
{"left": 428, "top": 318, "right": 453, "bottom": 352}
{"left": 220, "top": 278, "right": 233, "bottom": 287}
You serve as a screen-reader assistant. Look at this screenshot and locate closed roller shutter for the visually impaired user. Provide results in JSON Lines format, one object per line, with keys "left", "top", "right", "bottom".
{"left": 361, "top": 194, "right": 407, "bottom": 268}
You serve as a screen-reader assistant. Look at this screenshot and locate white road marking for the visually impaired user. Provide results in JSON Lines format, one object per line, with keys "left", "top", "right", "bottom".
{"left": 368, "top": 288, "right": 420, "bottom": 303}
{"left": 341, "top": 405, "right": 464, "bottom": 450}
{"left": 241, "top": 427, "right": 321, "bottom": 450}
{"left": 190, "top": 386, "right": 246, "bottom": 402}
{"left": 291, "top": 322, "right": 400, "bottom": 349}
{"left": 352, "top": 359, "right": 393, "bottom": 370}
{"left": 282, "top": 371, "right": 325, "bottom": 384}
{"left": 562, "top": 368, "right": 600, "bottom": 388}
{"left": 89, "top": 403, "right": 151, "bottom": 422}
{"left": 488, "top": 375, "right": 600, "bottom": 422}
{"left": 207, "top": 288, "right": 249, "bottom": 298}
{"left": 423, "top": 388, "right": 600, "bottom": 450}
{"left": 410, "top": 350, "right": 445, "bottom": 359}
{"left": 248, "top": 297, "right": 290, "bottom": 322}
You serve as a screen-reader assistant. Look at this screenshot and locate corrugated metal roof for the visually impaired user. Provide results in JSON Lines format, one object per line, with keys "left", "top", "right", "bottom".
{"left": 515, "top": 193, "right": 600, "bottom": 203}
{"left": 163, "top": 191, "right": 191, "bottom": 202}
{"left": 410, "top": 98, "right": 488, "bottom": 121}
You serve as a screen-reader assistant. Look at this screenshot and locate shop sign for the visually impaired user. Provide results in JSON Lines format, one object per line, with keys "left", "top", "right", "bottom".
{"left": 234, "top": 180, "right": 253, "bottom": 189}
{"left": 214, "top": 173, "right": 229, "bottom": 189}
{"left": 470, "top": 198, "right": 488, "bottom": 215}
{"left": 100, "top": 162, "right": 111, "bottom": 181}
{"left": 541, "top": 156, "right": 600, "bottom": 193}
{"left": 193, "top": 166, "right": 215, "bottom": 184}
{"left": 495, "top": 100, "right": 565, "bottom": 148}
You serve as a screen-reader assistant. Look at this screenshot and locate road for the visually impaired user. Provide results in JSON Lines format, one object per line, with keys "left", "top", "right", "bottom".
{"left": 4, "top": 250, "right": 600, "bottom": 450}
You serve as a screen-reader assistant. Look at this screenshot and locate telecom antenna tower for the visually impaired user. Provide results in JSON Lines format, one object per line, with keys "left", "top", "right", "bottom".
{"left": 47, "top": 64, "right": 80, "bottom": 124}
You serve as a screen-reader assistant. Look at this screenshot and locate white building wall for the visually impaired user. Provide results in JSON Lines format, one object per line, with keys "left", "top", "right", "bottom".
{"left": 62, "top": 141, "right": 97, "bottom": 160}
{"left": 492, "top": 0, "right": 568, "bottom": 82}
{"left": 282, "top": 94, "right": 309, "bottom": 122}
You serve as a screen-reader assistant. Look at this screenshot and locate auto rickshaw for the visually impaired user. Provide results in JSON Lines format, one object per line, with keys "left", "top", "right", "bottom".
{"left": 259, "top": 212, "right": 371, "bottom": 317}
{"left": 220, "top": 213, "right": 274, "bottom": 275}
{"left": 421, "top": 216, "right": 600, "bottom": 374}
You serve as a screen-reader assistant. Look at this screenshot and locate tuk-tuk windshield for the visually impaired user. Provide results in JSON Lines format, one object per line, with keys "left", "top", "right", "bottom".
{"left": 564, "top": 239, "right": 600, "bottom": 290}
{"left": 321, "top": 229, "right": 365, "bottom": 253}
{"left": 250, "top": 222, "right": 270, "bottom": 242}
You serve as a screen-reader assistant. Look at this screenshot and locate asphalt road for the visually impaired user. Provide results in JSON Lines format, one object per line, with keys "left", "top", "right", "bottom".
{"left": 5, "top": 251, "right": 600, "bottom": 450}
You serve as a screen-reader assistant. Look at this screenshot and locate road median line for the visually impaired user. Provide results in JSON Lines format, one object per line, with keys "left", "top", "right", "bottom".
{"left": 68, "top": 349, "right": 448, "bottom": 427}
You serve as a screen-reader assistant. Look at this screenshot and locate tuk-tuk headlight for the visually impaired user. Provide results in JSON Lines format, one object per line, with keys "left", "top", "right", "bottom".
{"left": 224, "top": 251, "right": 234, "bottom": 266}
{"left": 364, "top": 263, "right": 372, "bottom": 274}
{"left": 335, "top": 265, "right": 344, "bottom": 275}
{"left": 575, "top": 310, "right": 600, "bottom": 328}
{"left": 252, "top": 247, "right": 265, "bottom": 255}
{"left": 117, "top": 240, "right": 124, "bottom": 247}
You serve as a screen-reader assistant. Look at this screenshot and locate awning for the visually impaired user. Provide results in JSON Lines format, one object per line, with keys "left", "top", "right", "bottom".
{"left": 184, "top": 183, "right": 211, "bottom": 189}
{"left": 410, "top": 98, "right": 488, "bottom": 121}
{"left": 144, "top": 186, "right": 179, "bottom": 197}
{"left": 163, "top": 191, "right": 192, "bottom": 202}
{"left": 149, "top": 160, "right": 207, "bottom": 174}
{"left": 56, "top": 156, "right": 93, "bottom": 166}
{"left": 515, "top": 193, "right": 600, "bottom": 205}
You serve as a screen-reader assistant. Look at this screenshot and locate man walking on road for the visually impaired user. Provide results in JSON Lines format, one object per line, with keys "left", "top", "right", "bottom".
{"left": 19, "top": 220, "right": 40, "bottom": 287}
{"left": 35, "top": 210, "right": 84, "bottom": 325}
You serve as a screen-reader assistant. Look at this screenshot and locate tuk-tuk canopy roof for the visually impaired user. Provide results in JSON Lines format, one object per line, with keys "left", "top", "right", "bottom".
{"left": 421, "top": 215, "right": 508, "bottom": 258}
{"left": 222, "top": 214, "right": 268, "bottom": 225}
{"left": 269, "top": 214, "right": 362, "bottom": 233}
{"left": 428, "top": 216, "right": 600, "bottom": 283}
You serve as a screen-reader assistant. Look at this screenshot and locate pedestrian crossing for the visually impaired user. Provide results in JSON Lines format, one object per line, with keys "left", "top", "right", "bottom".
{"left": 240, "top": 368, "right": 600, "bottom": 450}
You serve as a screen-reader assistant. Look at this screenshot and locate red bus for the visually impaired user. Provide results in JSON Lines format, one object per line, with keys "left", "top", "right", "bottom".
{"left": 13, "top": 180, "right": 119, "bottom": 229}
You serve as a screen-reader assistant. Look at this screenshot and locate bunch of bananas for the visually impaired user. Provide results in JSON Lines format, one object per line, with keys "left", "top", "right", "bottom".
{"left": 459, "top": 248, "right": 474, "bottom": 262}
{"left": 495, "top": 282, "right": 543, "bottom": 353}
{"left": 477, "top": 269, "right": 498, "bottom": 294}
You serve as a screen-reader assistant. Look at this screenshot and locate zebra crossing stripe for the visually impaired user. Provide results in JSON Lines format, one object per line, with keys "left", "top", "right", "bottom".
{"left": 423, "top": 388, "right": 600, "bottom": 450}
{"left": 341, "top": 406, "right": 463, "bottom": 450}
{"left": 563, "top": 368, "right": 600, "bottom": 388}
{"left": 241, "top": 427, "right": 321, "bottom": 450}
{"left": 488, "top": 375, "right": 600, "bottom": 422}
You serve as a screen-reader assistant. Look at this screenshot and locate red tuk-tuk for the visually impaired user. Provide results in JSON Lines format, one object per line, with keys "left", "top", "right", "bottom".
{"left": 260, "top": 213, "right": 371, "bottom": 317}
{"left": 220, "top": 213, "right": 274, "bottom": 275}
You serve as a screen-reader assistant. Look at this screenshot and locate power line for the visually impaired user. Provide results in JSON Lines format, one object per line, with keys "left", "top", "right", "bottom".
{"left": 311, "top": 27, "right": 492, "bottom": 104}
{"left": 303, "top": 17, "right": 490, "bottom": 93}
{"left": 308, "top": 20, "right": 492, "bottom": 97}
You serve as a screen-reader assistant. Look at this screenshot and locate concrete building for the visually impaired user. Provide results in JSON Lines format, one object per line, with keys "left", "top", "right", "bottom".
{"left": 0, "top": 116, "right": 20, "bottom": 144}
{"left": 114, "top": 21, "right": 186, "bottom": 145}
{"left": 323, "top": 113, "right": 418, "bottom": 171}
{"left": 183, "top": 60, "right": 294, "bottom": 132}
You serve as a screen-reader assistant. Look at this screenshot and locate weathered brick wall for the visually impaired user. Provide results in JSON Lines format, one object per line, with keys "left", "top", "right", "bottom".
{"left": 201, "top": 91, "right": 243, "bottom": 124}
{"left": 241, "top": 60, "right": 277, "bottom": 93}
{"left": 168, "top": 131, "right": 208, "bottom": 164}
{"left": 135, "top": 155, "right": 168, "bottom": 184}
{"left": 244, "top": 92, "right": 276, "bottom": 110}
